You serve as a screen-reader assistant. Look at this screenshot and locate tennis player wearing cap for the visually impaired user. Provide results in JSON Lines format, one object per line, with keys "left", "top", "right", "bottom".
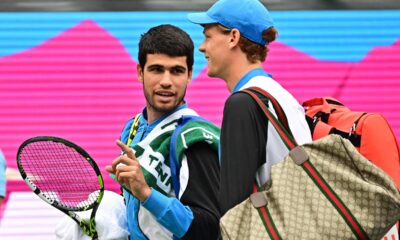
{"left": 188, "top": 0, "right": 311, "bottom": 215}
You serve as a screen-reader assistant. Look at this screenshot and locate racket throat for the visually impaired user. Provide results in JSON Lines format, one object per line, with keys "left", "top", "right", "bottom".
{"left": 80, "top": 218, "right": 98, "bottom": 239}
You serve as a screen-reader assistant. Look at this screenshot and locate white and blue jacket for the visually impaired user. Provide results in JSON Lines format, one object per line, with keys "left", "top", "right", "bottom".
{"left": 119, "top": 104, "right": 220, "bottom": 240}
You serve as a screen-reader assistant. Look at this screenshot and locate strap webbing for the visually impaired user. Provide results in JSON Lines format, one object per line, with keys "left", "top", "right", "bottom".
{"left": 127, "top": 114, "right": 141, "bottom": 146}
{"left": 247, "top": 87, "right": 291, "bottom": 132}
{"left": 252, "top": 183, "right": 282, "bottom": 240}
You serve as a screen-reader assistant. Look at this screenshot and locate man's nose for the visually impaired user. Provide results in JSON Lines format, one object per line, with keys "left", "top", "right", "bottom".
{"left": 199, "top": 41, "right": 206, "bottom": 53}
{"left": 160, "top": 72, "right": 172, "bottom": 87}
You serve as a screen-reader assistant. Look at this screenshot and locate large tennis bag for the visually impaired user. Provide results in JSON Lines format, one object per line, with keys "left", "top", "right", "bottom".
{"left": 302, "top": 97, "right": 400, "bottom": 189}
{"left": 220, "top": 88, "right": 400, "bottom": 240}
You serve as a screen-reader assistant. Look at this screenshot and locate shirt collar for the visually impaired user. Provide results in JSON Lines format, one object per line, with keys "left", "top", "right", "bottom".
{"left": 232, "top": 68, "right": 272, "bottom": 93}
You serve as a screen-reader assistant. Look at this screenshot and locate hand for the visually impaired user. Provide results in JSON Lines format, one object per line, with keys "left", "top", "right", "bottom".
{"left": 105, "top": 140, "right": 151, "bottom": 202}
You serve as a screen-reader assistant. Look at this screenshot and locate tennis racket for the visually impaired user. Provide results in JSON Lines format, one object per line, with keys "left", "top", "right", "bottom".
{"left": 16, "top": 136, "right": 104, "bottom": 239}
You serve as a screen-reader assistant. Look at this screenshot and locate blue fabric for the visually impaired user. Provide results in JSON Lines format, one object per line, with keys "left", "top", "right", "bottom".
{"left": 232, "top": 68, "right": 272, "bottom": 93}
{"left": 169, "top": 119, "right": 186, "bottom": 198}
{"left": 140, "top": 103, "right": 188, "bottom": 140}
{"left": 169, "top": 115, "right": 210, "bottom": 196}
{"left": 0, "top": 150, "right": 6, "bottom": 197}
{"left": 120, "top": 103, "right": 193, "bottom": 239}
{"left": 120, "top": 103, "right": 189, "bottom": 146}
{"left": 142, "top": 188, "right": 194, "bottom": 238}
{"left": 187, "top": 0, "right": 274, "bottom": 45}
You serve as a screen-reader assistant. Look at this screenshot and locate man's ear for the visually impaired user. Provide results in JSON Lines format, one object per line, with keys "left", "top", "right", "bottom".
{"left": 187, "top": 70, "right": 192, "bottom": 84}
{"left": 229, "top": 29, "right": 241, "bottom": 48}
{"left": 137, "top": 64, "right": 144, "bottom": 83}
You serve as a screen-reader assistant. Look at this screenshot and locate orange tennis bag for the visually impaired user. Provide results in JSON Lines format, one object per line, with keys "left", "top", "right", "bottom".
{"left": 303, "top": 97, "right": 400, "bottom": 189}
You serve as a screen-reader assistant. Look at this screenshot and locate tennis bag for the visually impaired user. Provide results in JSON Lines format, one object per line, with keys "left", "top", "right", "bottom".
{"left": 220, "top": 87, "right": 400, "bottom": 240}
{"left": 302, "top": 97, "right": 400, "bottom": 189}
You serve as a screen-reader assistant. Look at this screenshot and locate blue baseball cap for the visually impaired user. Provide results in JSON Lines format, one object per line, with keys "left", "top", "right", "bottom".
{"left": 187, "top": 0, "right": 274, "bottom": 46}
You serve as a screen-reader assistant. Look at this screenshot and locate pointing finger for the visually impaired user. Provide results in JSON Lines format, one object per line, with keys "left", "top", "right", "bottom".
{"left": 116, "top": 139, "right": 136, "bottom": 160}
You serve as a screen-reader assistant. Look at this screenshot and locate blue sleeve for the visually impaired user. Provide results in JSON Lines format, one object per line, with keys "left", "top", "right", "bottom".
{"left": 141, "top": 188, "right": 193, "bottom": 238}
{"left": 0, "top": 150, "right": 6, "bottom": 197}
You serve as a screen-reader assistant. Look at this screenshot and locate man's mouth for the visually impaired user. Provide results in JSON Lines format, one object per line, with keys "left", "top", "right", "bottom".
{"left": 156, "top": 91, "right": 174, "bottom": 97}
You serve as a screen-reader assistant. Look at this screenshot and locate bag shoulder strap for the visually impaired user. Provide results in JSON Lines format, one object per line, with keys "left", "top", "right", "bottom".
{"left": 245, "top": 87, "right": 291, "bottom": 132}
{"left": 303, "top": 97, "right": 345, "bottom": 125}
{"left": 303, "top": 97, "right": 344, "bottom": 108}
{"left": 118, "top": 114, "right": 141, "bottom": 195}
{"left": 169, "top": 116, "right": 196, "bottom": 197}
{"left": 126, "top": 113, "right": 141, "bottom": 146}
{"left": 239, "top": 88, "right": 290, "bottom": 240}
{"left": 169, "top": 115, "right": 220, "bottom": 198}
{"left": 240, "top": 87, "right": 297, "bottom": 150}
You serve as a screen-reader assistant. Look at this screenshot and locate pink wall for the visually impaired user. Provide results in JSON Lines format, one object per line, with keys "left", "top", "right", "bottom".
{"left": 1, "top": 20, "right": 399, "bottom": 193}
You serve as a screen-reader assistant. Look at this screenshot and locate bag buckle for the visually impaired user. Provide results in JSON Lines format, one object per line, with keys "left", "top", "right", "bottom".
{"left": 250, "top": 192, "right": 268, "bottom": 208}
{"left": 349, "top": 123, "right": 356, "bottom": 137}
{"left": 289, "top": 146, "right": 309, "bottom": 165}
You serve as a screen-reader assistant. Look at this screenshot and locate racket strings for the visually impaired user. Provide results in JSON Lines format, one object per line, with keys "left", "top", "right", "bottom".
{"left": 19, "top": 141, "right": 100, "bottom": 208}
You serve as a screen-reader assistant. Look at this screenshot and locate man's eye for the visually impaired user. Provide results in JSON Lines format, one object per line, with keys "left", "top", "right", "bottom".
{"left": 171, "top": 68, "right": 184, "bottom": 74}
{"left": 150, "top": 67, "right": 163, "bottom": 73}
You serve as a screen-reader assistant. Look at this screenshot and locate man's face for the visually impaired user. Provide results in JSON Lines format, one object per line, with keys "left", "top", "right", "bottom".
{"left": 137, "top": 53, "right": 191, "bottom": 118}
{"left": 199, "top": 25, "right": 231, "bottom": 79}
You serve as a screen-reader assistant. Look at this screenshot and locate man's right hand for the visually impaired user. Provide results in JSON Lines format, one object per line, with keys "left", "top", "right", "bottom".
{"left": 105, "top": 140, "right": 151, "bottom": 202}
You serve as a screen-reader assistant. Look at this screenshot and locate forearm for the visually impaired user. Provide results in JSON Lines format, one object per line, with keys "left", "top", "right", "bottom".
{"left": 141, "top": 143, "right": 220, "bottom": 239}
{"left": 141, "top": 188, "right": 193, "bottom": 238}
{"left": 142, "top": 188, "right": 220, "bottom": 239}
{"left": 182, "top": 206, "right": 220, "bottom": 240}
{"left": 180, "top": 143, "right": 220, "bottom": 239}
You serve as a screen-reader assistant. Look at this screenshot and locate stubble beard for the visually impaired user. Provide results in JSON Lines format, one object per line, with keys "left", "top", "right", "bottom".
{"left": 144, "top": 87, "right": 187, "bottom": 115}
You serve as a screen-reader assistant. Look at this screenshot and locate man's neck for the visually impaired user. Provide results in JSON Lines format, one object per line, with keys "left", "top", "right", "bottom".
{"left": 225, "top": 61, "right": 263, "bottom": 92}
{"left": 145, "top": 102, "right": 185, "bottom": 124}
{"left": 146, "top": 109, "right": 161, "bottom": 125}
